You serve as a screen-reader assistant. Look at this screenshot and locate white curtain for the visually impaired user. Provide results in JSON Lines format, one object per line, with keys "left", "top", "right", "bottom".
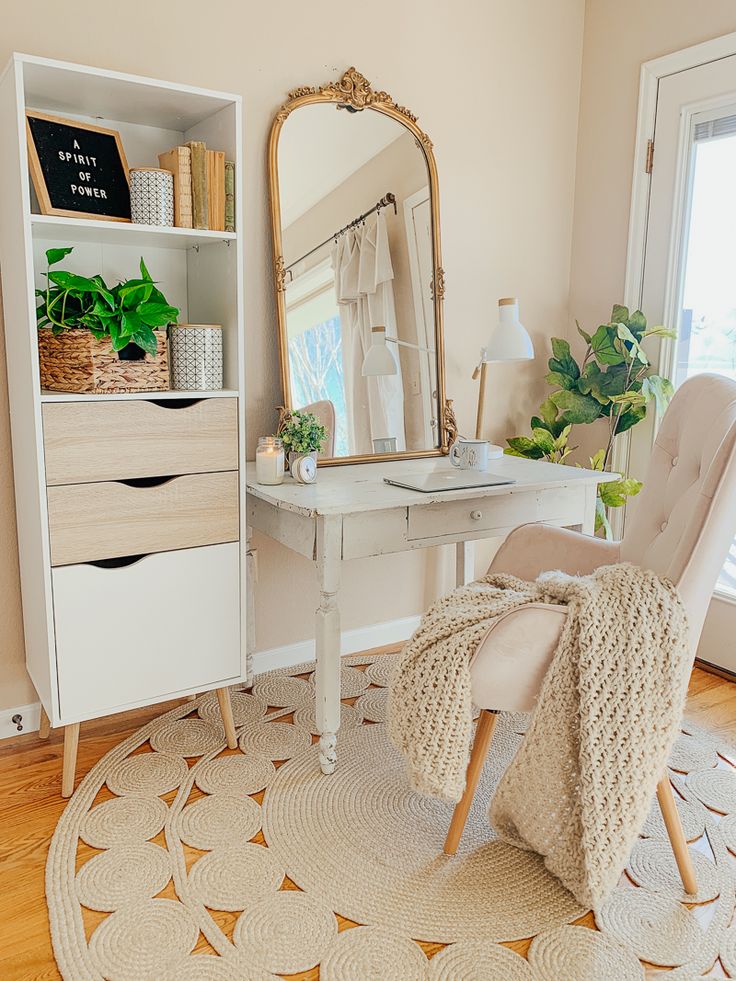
{"left": 332, "top": 211, "right": 406, "bottom": 455}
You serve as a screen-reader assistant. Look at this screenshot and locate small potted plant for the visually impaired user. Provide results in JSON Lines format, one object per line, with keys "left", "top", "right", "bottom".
{"left": 277, "top": 409, "right": 328, "bottom": 480}
{"left": 35, "top": 246, "right": 180, "bottom": 394}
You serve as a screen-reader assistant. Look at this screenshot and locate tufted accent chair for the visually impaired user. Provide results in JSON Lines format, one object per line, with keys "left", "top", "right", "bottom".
{"left": 444, "top": 373, "right": 736, "bottom": 897}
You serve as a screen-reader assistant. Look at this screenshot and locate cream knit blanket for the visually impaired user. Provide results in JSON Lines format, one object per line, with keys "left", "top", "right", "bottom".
{"left": 387, "top": 563, "right": 690, "bottom": 907}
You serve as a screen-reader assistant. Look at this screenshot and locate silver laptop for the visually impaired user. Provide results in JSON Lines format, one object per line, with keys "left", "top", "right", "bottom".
{"left": 383, "top": 470, "right": 515, "bottom": 493}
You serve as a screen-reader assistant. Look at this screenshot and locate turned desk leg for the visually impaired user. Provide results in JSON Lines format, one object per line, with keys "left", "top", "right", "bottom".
{"left": 315, "top": 514, "right": 342, "bottom": 775}
{"left": 456, "top": 541, "right": 475, "bottom": 588}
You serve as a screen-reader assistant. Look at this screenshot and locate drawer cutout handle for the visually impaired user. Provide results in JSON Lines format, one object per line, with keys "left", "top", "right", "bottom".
{"left": 148, "top": 398, "right": 204, "bottom": 409}
{"left": 118, "top": 475, "right": 177, "bottom": 489}
{"left": 87, "top": 553, "right": 149, "bottom": 569}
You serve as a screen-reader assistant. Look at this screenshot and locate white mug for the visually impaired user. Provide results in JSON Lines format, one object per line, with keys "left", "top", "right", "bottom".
{"left": 450, "top": 438, "right": 490, "bottom": 471}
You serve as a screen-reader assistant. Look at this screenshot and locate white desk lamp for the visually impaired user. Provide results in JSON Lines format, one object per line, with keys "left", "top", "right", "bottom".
{"left": 474, "top": 297, "right": 534, "bottom": 451}
{"left": 362, "top": 325, "right": 435, "bottom": 376}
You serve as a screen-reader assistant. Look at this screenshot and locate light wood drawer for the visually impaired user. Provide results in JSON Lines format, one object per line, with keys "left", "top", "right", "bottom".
{"left": 47, "top": 471, "right": 239, "bottom": 566}
{"left": 53, "top": 543, "right": 241, "bottom": 722}
{"left": 406, "top": 485, "right": 586, "bottom": 541}
{"left": 42, "top": 397, "right": 238, "bottom": 485}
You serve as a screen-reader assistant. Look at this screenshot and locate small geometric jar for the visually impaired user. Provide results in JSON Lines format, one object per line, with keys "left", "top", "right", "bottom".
{"left": 169, "top": 324, "right": 223, "bottom": 391}
{"left": 130, "top": 168, "right": 174, "bottom": 226}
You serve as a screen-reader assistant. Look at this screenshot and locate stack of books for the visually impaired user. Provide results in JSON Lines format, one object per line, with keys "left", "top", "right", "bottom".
{"left": 158, "top": 143, "right": 235, "bottom": 232}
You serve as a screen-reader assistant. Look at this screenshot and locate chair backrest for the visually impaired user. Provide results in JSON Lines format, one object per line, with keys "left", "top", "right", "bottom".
{"left": 620, "top": 373, "right": 736, "bottom": 650}
{"left": 300, "top": 400, "right": 336, "bottom": 457}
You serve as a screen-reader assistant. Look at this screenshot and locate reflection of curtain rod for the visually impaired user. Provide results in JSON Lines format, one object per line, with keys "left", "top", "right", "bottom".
{"left": 285, "top": 191, "right": 397, "bottom": 274}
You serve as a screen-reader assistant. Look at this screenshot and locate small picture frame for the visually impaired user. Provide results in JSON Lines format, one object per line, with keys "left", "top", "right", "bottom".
{"left": 25, "top": 110, "right": 131, "bottom": 222}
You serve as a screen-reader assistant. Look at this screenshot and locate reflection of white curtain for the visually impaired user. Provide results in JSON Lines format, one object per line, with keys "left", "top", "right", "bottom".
{"left": 332, "top": 212, "right": 406, "bottom": 455}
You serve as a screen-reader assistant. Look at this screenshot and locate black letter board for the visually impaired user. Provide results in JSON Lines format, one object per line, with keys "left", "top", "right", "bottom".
{"left": 26, "top": 111, "right": 131, "bottom": 222}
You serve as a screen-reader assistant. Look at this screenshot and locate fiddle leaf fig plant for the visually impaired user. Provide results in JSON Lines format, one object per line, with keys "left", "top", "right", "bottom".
{"left": 36, "top": 247, "right": 179, "bottom": 357}
{"left": 277, "top": 409, "right": 328, "bottom": 455}
{"left": 506, "top": 304, "right": 676, "bottom": 537}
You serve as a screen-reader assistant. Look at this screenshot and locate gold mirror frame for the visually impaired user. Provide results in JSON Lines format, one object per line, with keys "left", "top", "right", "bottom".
{"left": 267, "top": 66, "right": 456, "bottom": 465}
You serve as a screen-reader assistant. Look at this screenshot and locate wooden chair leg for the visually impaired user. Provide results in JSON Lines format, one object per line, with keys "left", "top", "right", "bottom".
{"left": 61, "top": 723, "right": 80, "bottom": 799}
{"left": 444, "top": 710, "right": 498, "bottom": 855}
{"left": 657, "top": 774, "right": 697, "bottom": 894}
{"left": 216, "top": 688, "right": 238, "bottom": 750}
{"left": 39, "top": 707, "right": 51, "bottom": 740}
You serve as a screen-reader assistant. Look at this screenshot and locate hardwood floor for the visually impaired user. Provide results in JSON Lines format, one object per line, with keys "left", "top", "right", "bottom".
{"left": 0, "top": 662, "right": 733, "bottom": 981}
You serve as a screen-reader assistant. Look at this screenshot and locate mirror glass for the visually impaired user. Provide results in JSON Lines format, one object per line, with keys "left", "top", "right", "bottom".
{"left": 275, "top": 101, "right": 441, "bottom": 460}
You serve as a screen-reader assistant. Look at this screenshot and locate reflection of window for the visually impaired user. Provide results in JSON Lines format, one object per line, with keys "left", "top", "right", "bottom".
{"left": 286, "top": 260, "right": 348, "bottom": 456}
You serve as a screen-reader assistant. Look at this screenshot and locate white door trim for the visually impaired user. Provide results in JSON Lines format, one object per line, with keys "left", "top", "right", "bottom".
{"left": 613, "top": 31, "right": 736, "bottom": 536}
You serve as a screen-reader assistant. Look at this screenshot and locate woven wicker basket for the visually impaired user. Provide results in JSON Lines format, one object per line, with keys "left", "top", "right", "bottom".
{"left": 38, "top": 329, "right": 170, "bottom": 394}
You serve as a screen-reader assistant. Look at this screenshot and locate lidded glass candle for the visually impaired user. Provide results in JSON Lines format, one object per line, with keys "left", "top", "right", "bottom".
{"left": 255, "top": 436, "right": 285, "bottom": 485}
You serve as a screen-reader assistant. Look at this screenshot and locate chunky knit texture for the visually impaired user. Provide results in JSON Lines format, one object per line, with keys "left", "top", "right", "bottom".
{"left": 388, "top": 563, "right": 690, "bottom": 907}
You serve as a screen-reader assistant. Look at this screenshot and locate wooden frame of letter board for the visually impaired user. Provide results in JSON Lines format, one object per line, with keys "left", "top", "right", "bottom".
{"left": 25, "top": 109, "right": 131, "bottom": 221}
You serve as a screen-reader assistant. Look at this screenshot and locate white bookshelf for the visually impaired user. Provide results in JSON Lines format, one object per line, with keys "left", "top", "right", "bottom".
{"left": 0, "top": 53, "right": 246, "bottom": 787}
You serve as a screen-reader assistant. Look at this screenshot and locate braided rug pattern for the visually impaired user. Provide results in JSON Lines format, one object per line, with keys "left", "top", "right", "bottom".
{"left": 46, "top": 653, "right": 736, "bottom": 980}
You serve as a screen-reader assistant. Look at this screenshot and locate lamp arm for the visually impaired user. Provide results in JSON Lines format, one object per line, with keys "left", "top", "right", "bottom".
{"left": 385, "top": 335, "right": 436, "bottom": 355}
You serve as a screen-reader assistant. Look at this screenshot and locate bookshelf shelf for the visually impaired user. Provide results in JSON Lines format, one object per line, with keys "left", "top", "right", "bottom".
{"left": 39, "top": 388, "right": 239, "bottom": 402}
{"left": 31, "top": 214, "right": 237, "bottom": 250}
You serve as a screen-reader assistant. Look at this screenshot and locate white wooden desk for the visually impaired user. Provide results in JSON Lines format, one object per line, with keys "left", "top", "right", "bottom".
{"left": 246, "top": 455, "right": 616, "bottom": 773}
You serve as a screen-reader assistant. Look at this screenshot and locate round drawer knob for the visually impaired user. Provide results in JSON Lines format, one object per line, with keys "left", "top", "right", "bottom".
{"left": 470, "top": 510, "right": 483, "bottom": 521}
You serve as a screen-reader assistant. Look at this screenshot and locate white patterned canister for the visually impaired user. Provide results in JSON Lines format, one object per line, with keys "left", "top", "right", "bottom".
{"left": 130, "top": 167, "right": 174, "bottom": 226}
{"left": 169, "top": 324, "right": 224, "bottom": 391}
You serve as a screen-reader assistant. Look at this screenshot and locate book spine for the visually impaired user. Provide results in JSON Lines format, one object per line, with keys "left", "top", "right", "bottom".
{"left": 186, "top": 141, "right": 208, "bottom": 230}
{"left": 207, "top": 150, "right": 226, "bottom": 232}
{"left": 158, "top": 146, "right": 192, "bottom": 228}
{"left": 224, "top": 160, "right": 235, "bottom": 233}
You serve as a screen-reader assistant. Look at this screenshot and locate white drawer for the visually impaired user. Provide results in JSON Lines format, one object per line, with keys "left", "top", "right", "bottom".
{"left": 53, "top": 542, "right": 241, "bottom": 722}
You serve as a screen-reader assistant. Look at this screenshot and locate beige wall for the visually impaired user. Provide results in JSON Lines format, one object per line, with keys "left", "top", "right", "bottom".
{"left": 0, "top": 0, "right": 585, "bottom": 710}
{"left": 568, "top": 0, "right": 736, "bottom": 462}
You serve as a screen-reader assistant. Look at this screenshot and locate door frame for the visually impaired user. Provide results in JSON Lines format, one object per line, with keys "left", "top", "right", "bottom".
{"left": 614, "top": 30, "right": 736, "bottom": 537}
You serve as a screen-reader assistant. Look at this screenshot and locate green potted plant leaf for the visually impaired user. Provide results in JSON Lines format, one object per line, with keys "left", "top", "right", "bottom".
{"left": 505, "top": 304, "right": 675, "bottom": 538}
{"left": 35, "top": 247, "right": 180, "bottom": 394}
{"left": 277, "top": 409, "right": 329, "bottom": 479}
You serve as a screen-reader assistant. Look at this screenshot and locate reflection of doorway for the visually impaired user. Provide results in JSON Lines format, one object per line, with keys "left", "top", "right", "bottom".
{"left": 404, "top": 187, "right": 436, "bottom": 446}
{"left": 625, "top": 39, "right": 736, "bottom": 673}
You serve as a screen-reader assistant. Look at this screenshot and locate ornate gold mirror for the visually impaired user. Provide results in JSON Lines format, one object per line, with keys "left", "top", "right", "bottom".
{"left": 268, "top": 67, "right": 454, "bottom": 464}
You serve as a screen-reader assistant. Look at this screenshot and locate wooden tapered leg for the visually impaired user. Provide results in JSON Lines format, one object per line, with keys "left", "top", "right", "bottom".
{"left": 216, "top": 688, "right": 238, "bottom": 750}
{"left": 444, "top": 710, "right": 498, "bottom": 855}
{"left": 39, "top": 707, "right": 50, "bottom": 740}
{"left": 61, "top": 723, "right": 80, "bottom": 799}
{"left": 657, "top": 774, "right": 697, "bottom": 894}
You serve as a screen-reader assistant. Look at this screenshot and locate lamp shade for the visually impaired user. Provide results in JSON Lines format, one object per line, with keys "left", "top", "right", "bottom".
{"left": 362, "top": 326, "right": 398, "bottom": 376}
{"left": 483, "top": 297, "right": 534, "bottom": 362}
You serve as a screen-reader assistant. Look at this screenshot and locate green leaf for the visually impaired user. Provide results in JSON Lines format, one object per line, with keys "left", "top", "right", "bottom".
{"left": 616, "top": 322, "right": 648, "bottom": 363}
{"left": 545, "top": 370, "right": 576, "bottom": 391}
{"left": 643, "top": 324, "right": 677, "bottom": 339}
{"left": 548, "top": 336, "right": 580, "bottom": 381}
{"left": 589, "top": 448, "right": 606, "bottom": 471}
{"left": 642, "top": 374, "right": 674, "bottom": 417}
{"left": 505, "top": 436, "right": 544, "bottom": 459}
{"left": 531, "top": 427, "right": 556, "bottom": 455}
{"left": 608, "top": 389, "right": 648, "bottom": 410}
{"left": 614, "top": 404, "right": 647, "bottom": 436}
{"left": 610, "top": 304, "right": 629, "bottom": 325}
{"left": 599, "top": 477, "right": 643, "bottom": 509}
{"left": 538, "top": 397, "right": 559, "bottom": 427}
{"left": 628, "top": 309, "right": 647, "bottom": 335}
{"left": 137, "top": 301, "right": 179, "bottom": 326}
{"left": 129, "top": 326, "right": 158, "bottom": 356}
{"left": 120, "top": 310, "right": 144, "bottom": 337}
{"left": 139, "top": 257, "right": 153, "bottom": 282}
{"left": 590, "top": 324, "right": 625, "bottom": 365}
{"left": 576, "top": 320, "right": 592, "bottom": 345}
{"left": 595, "top": 495, "right": 613, "bottom": 539}
{"left": 549, "top": 389, "right": 602, "bottom": 424}
{"left": 45, "top": 246, "right": 74, "bottom": 265}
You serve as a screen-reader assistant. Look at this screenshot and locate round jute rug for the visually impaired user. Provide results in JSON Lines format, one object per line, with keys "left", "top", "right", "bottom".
{"left": 46, "top": 653, "right": 736, "bottom": 980}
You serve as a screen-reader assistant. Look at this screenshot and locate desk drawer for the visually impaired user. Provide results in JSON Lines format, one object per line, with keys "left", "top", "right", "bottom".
{"left": 53, "top": 543, "right": 241, "bottom": 721}
{"left": 407, "top": 485, "right": 585, "bottom": 541}
{"left": 47, "top": 471, "right": 239, "bottom": 566}
{"left": 42, "top": 397, "right": 238, "bottom": 485}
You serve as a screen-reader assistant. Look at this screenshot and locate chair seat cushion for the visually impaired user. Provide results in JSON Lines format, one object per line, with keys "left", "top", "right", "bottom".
{"left": 470, "top": 603, "right": 568, "bottom": 713}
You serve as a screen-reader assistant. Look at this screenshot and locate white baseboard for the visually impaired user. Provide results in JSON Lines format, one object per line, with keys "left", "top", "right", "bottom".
{"left": 0, "top": 615, "right": 419, "bottom": 741}
{"left": 0, "top": 702, "right": 41, "bottom": 740}
{"left": 250, "top": 614, "right": 419, "bottom": 676}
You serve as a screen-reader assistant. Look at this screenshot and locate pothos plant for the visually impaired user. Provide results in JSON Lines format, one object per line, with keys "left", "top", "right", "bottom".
{"left": 506, "top": 304, "right": 675, "bottom": 537}
{"left": 277, "top": 410, "right": 329, "bottom": 456}
{"left": 35, "top": 247, "right": 179, "bottom": 357}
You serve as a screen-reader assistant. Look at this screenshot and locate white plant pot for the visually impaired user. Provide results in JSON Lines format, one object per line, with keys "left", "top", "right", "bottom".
{"left": 170, "top": 324, "right": 223, "bottom": 391}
